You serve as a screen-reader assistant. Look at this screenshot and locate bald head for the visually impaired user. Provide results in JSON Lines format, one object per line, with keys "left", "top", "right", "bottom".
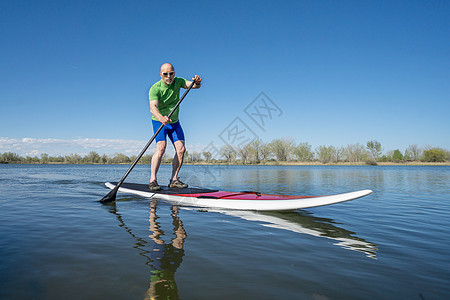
{"left": 160, "top": 63, "right": 174, "bottom": 73}
{"left": 160, "top": 63, "right": 175, "bottom": 85}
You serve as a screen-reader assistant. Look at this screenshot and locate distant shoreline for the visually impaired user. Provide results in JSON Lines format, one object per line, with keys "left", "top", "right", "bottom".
{"left": 2, "top": 161, "right": 449, "bottom": 166}
{"left": 184, "top": 161, "right": 450, "bottom": 166}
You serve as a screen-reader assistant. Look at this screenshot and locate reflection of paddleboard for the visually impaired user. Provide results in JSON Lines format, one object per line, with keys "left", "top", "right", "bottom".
{"left": 190, "top": 208, "right": 378, "bottom": 259}
{"left": 105, "top": 182, "right": 372, "bottom": 211}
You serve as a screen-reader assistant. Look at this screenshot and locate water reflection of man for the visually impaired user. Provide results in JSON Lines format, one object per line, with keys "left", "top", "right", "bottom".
{"left": 145, "top": 202, "right": 186, "bottom": 300}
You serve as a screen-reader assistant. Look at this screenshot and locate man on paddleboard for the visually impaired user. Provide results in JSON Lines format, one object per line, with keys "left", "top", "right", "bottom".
{"left": 148, "top": 63, "right": 202, "bottom": 191}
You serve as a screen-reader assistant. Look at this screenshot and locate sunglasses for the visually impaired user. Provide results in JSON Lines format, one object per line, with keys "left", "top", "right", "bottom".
{"left": 162, "top": 72, "right": 175, "bottom": 76}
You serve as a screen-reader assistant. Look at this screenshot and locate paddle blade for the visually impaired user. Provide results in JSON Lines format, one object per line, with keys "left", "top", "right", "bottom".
{"left": 100, "top": 188, "right": 117, "bottom": 203}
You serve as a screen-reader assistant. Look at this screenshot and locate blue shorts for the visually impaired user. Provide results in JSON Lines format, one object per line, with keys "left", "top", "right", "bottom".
{"left": 152, "top": 120, "right": 185, "bottom": 143}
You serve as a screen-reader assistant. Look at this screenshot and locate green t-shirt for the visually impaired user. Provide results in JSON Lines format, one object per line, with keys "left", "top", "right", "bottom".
{"left": 148, "top": 77, "right": 187, "bottom": 123}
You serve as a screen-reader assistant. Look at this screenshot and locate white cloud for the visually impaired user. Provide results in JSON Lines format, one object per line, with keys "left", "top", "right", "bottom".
{"left": 0, "top": 137, "right": 212, "bottom": 157}
{"left": 0, "top": 137, "right": 150, "bottom": 156}
{"left": 27, "top": 150, "right": 40, "bottom": 156}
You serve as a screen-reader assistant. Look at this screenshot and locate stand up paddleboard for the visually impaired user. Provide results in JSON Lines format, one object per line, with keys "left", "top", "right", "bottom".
{"left": 105, "top": 182, "right": 372, "bottom": 211}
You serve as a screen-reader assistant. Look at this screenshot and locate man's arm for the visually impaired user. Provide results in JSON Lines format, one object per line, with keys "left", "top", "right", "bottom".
{"left": 185, "top": 75, "right": 202, "bottom": 89}
{"left": 150, "top": 100, "right": 171, "bottom": 125}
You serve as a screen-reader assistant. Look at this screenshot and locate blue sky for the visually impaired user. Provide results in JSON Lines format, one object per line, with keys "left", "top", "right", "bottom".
{"left": 1, "top": 0, "right": 449, "bottom": 157}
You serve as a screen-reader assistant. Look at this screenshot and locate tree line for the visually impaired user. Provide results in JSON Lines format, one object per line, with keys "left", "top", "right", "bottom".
{"left": 1, "top": 138, "right": 449, "bottom": 164}
{"left": 209, "top": 139, "right": 449, "bottom": 164}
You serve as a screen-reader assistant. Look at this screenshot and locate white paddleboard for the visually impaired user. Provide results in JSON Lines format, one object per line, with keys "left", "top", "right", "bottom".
{"left": 105, "top": 182, "right": 372, "bottom": 211}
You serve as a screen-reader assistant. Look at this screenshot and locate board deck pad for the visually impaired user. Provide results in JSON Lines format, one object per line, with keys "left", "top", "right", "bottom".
{"left": 110, "top": 182, "right": 315, "bottom": 200}
{"left": 106, "top": 182, "right": 373, "bottom": 211}
{"left": 111, "top": 182, "right": 218, "bottom": 195}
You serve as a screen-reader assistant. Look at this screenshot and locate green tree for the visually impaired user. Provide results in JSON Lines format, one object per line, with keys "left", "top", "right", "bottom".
{"left": 141, "top": 154, "right": 152, "bottom": 164}
{"left": 406, "top": 144, "right": 422, "bottom": 161}
{"left": 40, "top": 153, "right": 49, "bottom": 164}
{"left": 237, "top": 144, "right": 251, "bottom": 164}
{"left": 64, "top": 153, "right": 82, "bottom": 164}
{"left": 343, "top": 143, "right": 367, "bottom": 162}
{"left": 1, "top": 152, "right": 22, "bottom": 163}
{"left": 366, "top": 140, "right": 382, "bottom": 161}
{"left": 111, "top": 153, "right": 131, "bottom": 164}
{"left": 220, "top": 145, "right": 236, "bottom": 163}
{"left": 315, "top": 145, "right": 336, "bottom": 164}
{"left": 202, "top": 152, "right": 212, "bottom": 162}
{"left": 393, "top": 149, "right": 404, "bottom": 162}
{"left": 293, "top": 142, "right": 313, "bottom": 162}
{"left": 25, "top": 155, "right": 40, "bottom": 163}
{"left": 422, "top": 148, "right": 447, "bottom": 162}
{"left": 247, "top": 139, "right": 264, "bottom": 164}
{"left": 259, "top": 143, "right": 271, "bottom": 163}
{"left": 49, "top": 155, "right": 64, "bottom": 163}
{"left": 85, "top": 151, "right": 100, "bottom": 163}
{"left": 100, "top": 154, "right": 109, "bottom": 164}
{"left": 269, "top": 137, "right": 295, "bottom": 161}
{"left": 189, "top": 152, "right": 201, "bottom": 163}
{"left": 334, "top": 146, "right": 345, "bottom": 162}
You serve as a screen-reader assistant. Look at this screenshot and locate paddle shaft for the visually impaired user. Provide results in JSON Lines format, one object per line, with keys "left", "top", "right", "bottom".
{"left": 100, "top": 80, "right": 196, "bottom": 203}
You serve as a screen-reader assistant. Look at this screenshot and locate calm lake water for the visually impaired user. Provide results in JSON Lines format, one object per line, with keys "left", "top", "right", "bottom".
{"left": 1, "top": 164, "right": 449, "bottom": 299}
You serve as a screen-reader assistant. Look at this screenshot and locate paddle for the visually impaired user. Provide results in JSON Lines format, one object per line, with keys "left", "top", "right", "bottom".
{"left": 100, "top": 80, "right": 196, "bottom": 203}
